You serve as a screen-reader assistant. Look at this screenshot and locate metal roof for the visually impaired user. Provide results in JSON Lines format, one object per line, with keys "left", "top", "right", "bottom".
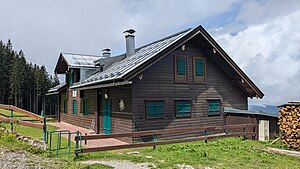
{"left": 47, "top": 82, "right": 67, "bottom": 95}
{"left": 71, "top": 28, "right": 193, "bottom": 88}
{"left": 62, "top": 53, "right": 103, "bottom": 68}
{"left": 278, "top": 101, "right": 300, "bottom": 107}
{"left": 224, "top": 107, "right": 279, "bottom": 118}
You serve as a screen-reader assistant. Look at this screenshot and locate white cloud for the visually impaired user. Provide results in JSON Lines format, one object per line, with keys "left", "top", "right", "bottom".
{"left": 1, "top": 0, "right": 300, "bottom": 106}
{"left": 0, "top": 0, "right": 238, "bottom": 72}
{"left": 214, "top": 9, "right": 300, "bottom": 105}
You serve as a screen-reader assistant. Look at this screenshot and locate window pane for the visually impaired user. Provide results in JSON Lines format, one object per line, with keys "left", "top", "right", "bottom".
{"left": 83, "top": 100, "right": 88, "bottom": 116}
{"left": 64, "top": 100, "right": 67, "bottom": 113}
{"left": 177, "top": 58, "right": 186, "bottom": 75}
{"left": 208, "top": 100, "right": 220, "bottom": 115}
{"left": 195, "top": 59, "right": 204, "bottom": 76}
{"left": 146, "top": 101, "right": 163, "bottom": 118}
{"left": 176, "top": 101, "right": 191, "bottom": 117}
{"left": 69, "top": 72, "right": 73, "bottom": 86}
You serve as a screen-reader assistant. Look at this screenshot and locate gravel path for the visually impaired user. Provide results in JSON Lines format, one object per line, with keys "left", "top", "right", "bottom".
{"left": 0, "top": 147, "right": 56, "bottom": 169}
{"left": 80, "top": 160, "right": 154, "bottom": 169}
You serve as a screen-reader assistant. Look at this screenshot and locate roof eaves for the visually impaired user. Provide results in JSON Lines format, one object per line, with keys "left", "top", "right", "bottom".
{"left": 224, "top": 107, "right": 278, "bottom": 118}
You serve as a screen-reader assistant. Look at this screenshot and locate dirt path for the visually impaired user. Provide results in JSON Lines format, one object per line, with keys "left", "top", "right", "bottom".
{"left": 265, "top": 147, "right": 300, "bottom": 157}
{"left": 80, "top": 160, "right": 154, "bottom": 169}
{"left": 0, "top": 147, "right": 56, "bottom": 169}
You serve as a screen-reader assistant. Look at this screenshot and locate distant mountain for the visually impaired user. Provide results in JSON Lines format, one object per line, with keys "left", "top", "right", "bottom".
{"left": 249, "top": 105, "right": 279, "bottom": 116}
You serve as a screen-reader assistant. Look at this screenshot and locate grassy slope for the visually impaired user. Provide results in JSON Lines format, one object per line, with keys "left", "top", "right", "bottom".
{"left": 1, "top": 122, "right": 299, "bottom": 168}
{"left": 1, "top": 108, "right": 299, "bottom": 168}
{"left": 76, "top": 137, "right": 300, "bottom": 169}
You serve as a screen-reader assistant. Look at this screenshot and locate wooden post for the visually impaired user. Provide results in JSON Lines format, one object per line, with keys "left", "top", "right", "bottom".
{"left": 85, "top": 133, "right": 87, "bottom": 145}
{"left": 10, "top": 110, "right": 13, "bottom": 132}
{"left": 94, "top": 111, "right": 99, "bottom": 134}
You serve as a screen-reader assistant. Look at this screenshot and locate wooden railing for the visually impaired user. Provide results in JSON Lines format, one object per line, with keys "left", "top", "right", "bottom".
{"left": 0, "top": 104, "right": 44, "bottom": 122}
{"left": 0, "top": 116, "right": 43, "bottom": 129}
{"left": 0, "top": 104, "right": 47, "bottom": 142}
{"left": 74, "top": 124, "right": 255, "bottom": 154}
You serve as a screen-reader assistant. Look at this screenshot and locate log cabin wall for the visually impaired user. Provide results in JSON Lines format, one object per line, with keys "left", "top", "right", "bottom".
{"left": 131, "top": 39, "right": 248, "bottom": 141}
{"left": 99, "top": 86, "right": 133, "bottom": 142}
{"left": 59, "top": 86, "right": 133, "bottom": 142}
{"left": 60, "top": 89, "right": 95, "bottom": 129}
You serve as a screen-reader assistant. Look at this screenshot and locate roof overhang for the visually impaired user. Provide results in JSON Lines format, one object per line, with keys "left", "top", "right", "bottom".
{"left": 224, "top": 107, "right": 278, "bottom": 118}
{"left": 46, "top": 82, "right": 67, "bottom": 96}
{"left": 70, "top": 80, "right": 132, "bottom": 90}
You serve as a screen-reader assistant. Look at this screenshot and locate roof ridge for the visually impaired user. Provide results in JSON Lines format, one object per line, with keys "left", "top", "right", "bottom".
{"left": 135, "top": 28, "right": 193, "bottom": 51}
{"left": 62, "top": 52, "right": 101, "bottom": 57}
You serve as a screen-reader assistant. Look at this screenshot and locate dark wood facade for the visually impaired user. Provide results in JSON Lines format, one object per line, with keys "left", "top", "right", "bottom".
{"left": 131, "top": 39, "right": 248, "bottom": 140}
{"left": 51, "top": 26, "right": 264, "bottom": 143}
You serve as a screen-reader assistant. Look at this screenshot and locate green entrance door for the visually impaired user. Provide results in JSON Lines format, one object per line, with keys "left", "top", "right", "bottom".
{"left": 103, "top": 99, "right": 111, "bottom": 134}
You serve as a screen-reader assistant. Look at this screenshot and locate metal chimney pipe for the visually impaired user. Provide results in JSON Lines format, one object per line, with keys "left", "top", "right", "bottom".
{"left": 123, "top": 29, "right": 136, "bottom": 57}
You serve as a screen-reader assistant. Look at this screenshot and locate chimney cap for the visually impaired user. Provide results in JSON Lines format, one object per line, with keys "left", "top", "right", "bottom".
{"left": 123, "top": 29, "right": 136, "bottom": 35}
{"left": 102, "top": 48, "right": 111, "bottom": 52}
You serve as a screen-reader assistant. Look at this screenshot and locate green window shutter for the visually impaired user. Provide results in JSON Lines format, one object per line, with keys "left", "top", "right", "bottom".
{"left": 195, "top": 59, "right": 204, "bottom": 76}
{"left": 146, "top": 101, "right": 163, "bottom": 118}
{"left": 208, "top": 100, "right": 220, "bottom": 115}
{"left": 177, "top": 57, "right": 186, "bottom": 75}
{"left": 73, "top": 100, "right": 77, "bottom": 114}
{"left": 63, "top": 100, "right": 67, "bottom": 113}
{"left": 83, "top": 100, "right": 88, "bottom": 116}
{"left": 69, "top": 72, "right": 73, "bottom": 86}
{"left": 176, "top": 101, "right": 191, "bottom": 117}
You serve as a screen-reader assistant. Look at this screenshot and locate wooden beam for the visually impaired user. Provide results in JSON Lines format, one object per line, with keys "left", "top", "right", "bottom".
{"left": 0, "top": 116, "right": 43, "bottom": 129}
{"left": 80, "top": 132, "right": 254, "bottom": 153}
{"left": 75, "top": 124, "right": 255, "bottom": 141}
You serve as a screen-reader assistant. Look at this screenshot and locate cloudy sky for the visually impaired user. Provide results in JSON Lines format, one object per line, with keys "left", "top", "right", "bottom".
{"left": 0, "top": 0, "right": 300, "bottom": 106}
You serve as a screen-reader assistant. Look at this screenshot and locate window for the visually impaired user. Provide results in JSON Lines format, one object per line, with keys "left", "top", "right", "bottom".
{"left": 146, "top": 101, "right": 163, "bottom": 119}
{"left": 69, "top": 72, "right": 73, "bottom": 86}
{"left": 175, "top": 56, "right": 188, "bottom": 83}
{"left": 194, "top": 58, "right": 205, "bottom": 83}
{"left": 177, "top": 57, "right": 186, "bottom": 75}
{"left": 73, "top": 100, "right": 77, "bottom": 114}
{"left": 63, "top": 100, "right": 67, "bottom": 113}
{"left": 176, "top": 101, "right": 191, "bottom": 117}
{"left": 208, "top": 100, "right": 220, "bottom": 116}
{"left": 83, "top": 99, "right": 88, "bottom": 116}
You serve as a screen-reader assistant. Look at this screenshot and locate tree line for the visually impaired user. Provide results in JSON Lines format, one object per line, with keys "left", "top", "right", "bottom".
{"left": 0, "top": 40, "right": 59, "bottom": 114}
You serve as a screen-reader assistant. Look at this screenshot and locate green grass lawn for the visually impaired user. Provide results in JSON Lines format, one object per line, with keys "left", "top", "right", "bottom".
{"left": 0, "top": 108, "right": 25, "bottom": 117}
{"left": 1, "top": 106, "right": 299, "bottom": 168}
{"left": 1, "top": 122, "right": 299, "bottom": 168}
{"left": 74, "top": 137, "right": 300, "bottom": 169}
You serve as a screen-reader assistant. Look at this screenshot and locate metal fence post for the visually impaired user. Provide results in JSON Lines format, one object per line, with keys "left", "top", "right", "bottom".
{"left": 9, "top": 110, "right": 13, "bottom": 132}
{"left": 43, "top": 117, "right": 47, "bottom": 142}
{"left": 75, "top": 131, "right": 79, "bottom": 157}
{"left": 85, "top": 133, "right": 87, "bottom": 145}
{"left": 243, "top": 126, "right": 246, "bottom": 140}
{"left": 41, "top": 110, "right": 45, "bottom": 117}
{"left": 204, "top": 130, "right": 208, "bottom": 143}
{"left": 152, "top": 133, "right": 157, "bottom": 150}
{"left": 204, "top": 130, "right": 208, "bottom": 157}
